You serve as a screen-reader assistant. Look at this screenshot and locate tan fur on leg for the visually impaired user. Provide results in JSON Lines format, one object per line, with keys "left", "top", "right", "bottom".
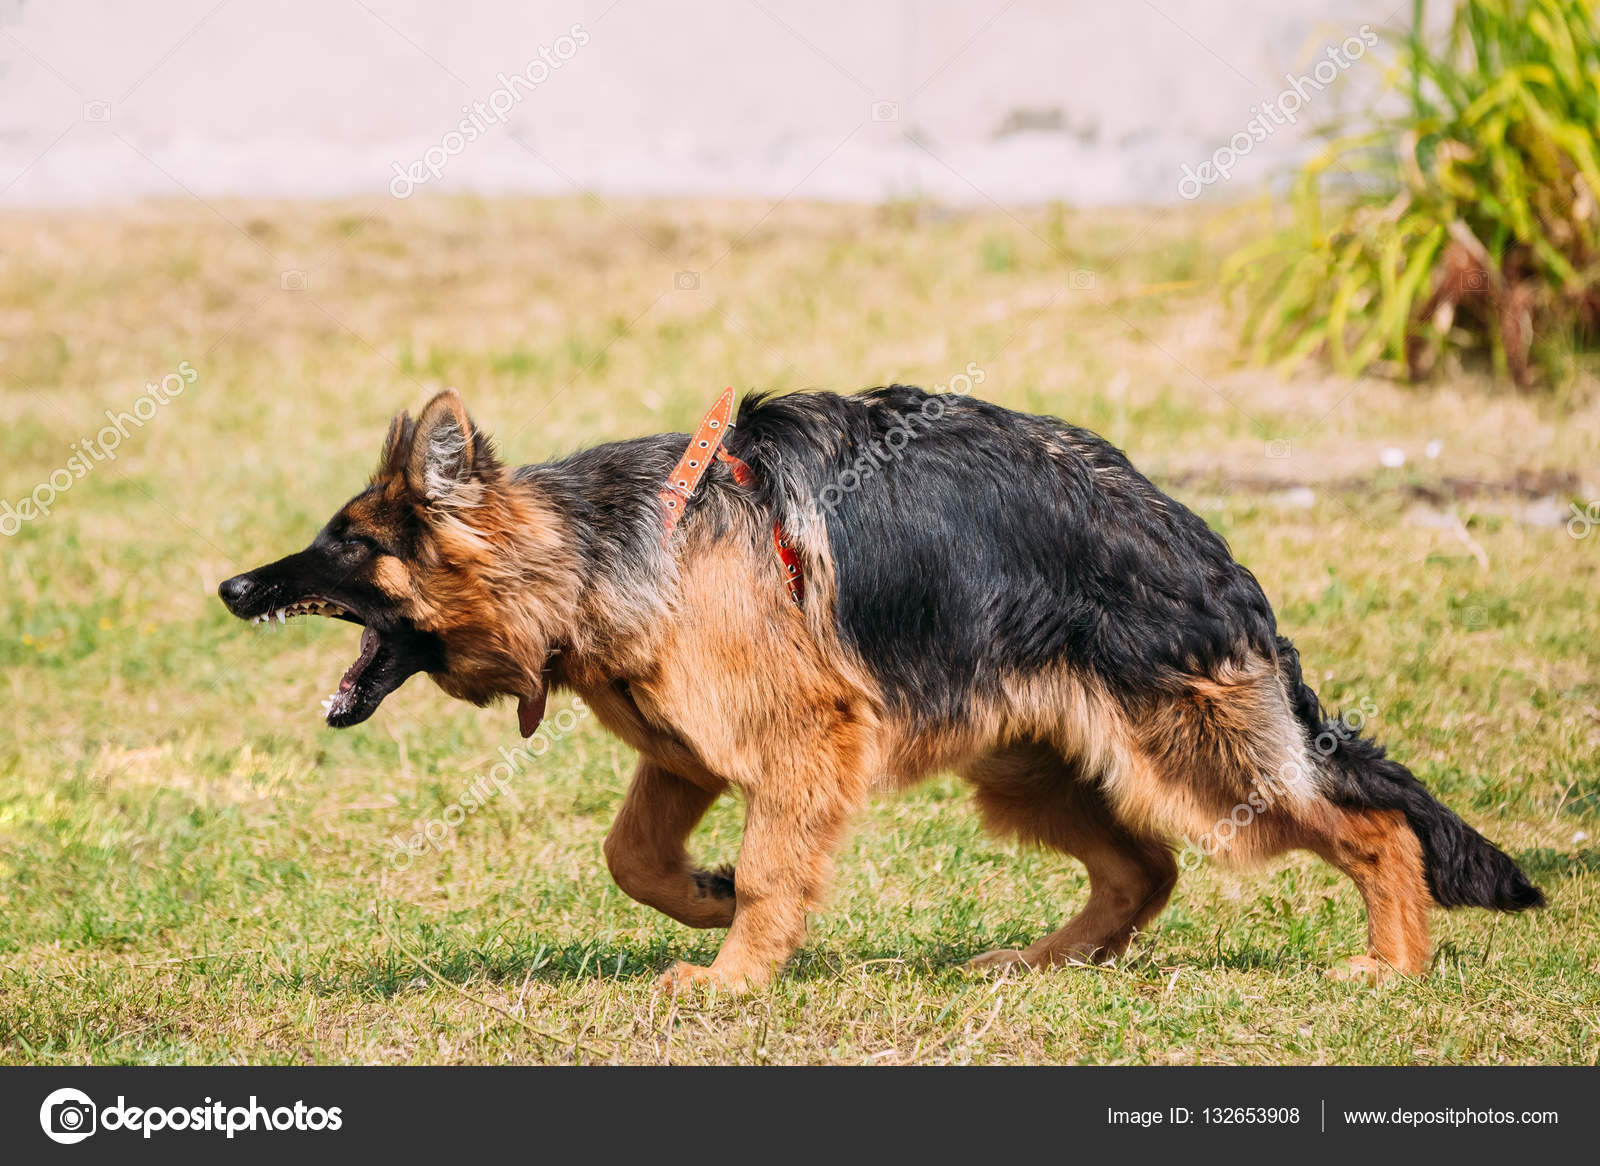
{"left": 964, "top": 746, "right": 1177, "bottom": 971}
{"left": 603, "top": 760, "right": 735, "bottom": 929}
{"left": 658, "top": 760, "right": 870, "bottom": 994}
{"left": 1312, "top": 808, "right": 1434, "bottom": 980}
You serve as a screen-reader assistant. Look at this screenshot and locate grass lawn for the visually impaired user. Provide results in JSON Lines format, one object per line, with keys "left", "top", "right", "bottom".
{"left": 1, "top": 197, "right": 1597, "bottom": 1064}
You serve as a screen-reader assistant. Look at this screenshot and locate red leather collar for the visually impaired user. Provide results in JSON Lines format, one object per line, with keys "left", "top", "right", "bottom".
{"left": 658, "top": 387, "right": 735, "bottom": 538}
{"left": 659, "top": 389, "right": 804, "bottom": 605}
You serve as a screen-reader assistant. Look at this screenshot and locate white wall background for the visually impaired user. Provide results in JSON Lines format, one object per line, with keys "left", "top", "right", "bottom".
{"left": 0, "top": 0, "right": 1409, "bottom": 208}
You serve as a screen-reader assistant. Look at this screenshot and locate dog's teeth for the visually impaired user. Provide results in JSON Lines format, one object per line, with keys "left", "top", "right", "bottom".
{"left": 277, "top": 610, "right": 286, "bottom": 624}
{"left": 321, "top": 698, "right": 333, "bottom": 712}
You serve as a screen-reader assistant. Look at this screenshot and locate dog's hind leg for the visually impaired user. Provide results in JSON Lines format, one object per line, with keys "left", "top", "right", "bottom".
{"left": 964, "top": 746, "right": 1177, "bottom": 971}
{"left": 1127, "top": 657, "right": 1450, "bottom": 981}
{"left": 1309, "top": 807, "right": 1433, "bottom": 980}
{"left": 604, "top": 760, "right": 736, "bottom": 929}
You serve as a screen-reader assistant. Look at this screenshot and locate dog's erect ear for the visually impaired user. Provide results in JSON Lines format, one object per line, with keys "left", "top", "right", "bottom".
{"left": 409, "top": 388, "right": 480, "bottom": 503}
{"left": 378, "top": 410, "right": 415, "bottom": 478}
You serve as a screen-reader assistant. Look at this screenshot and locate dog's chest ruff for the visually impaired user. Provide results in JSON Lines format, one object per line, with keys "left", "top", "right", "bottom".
{"left": 659, "top": 387, "right": 804, "bottom": 605}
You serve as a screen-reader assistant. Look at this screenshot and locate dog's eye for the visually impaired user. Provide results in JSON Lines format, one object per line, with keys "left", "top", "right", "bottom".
{"left": 337, "top": 537, "right": 372, "bottom": 558}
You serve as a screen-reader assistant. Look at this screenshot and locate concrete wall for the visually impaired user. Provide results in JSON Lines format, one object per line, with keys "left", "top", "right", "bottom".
{"left": 1, "top": 0, "right": 1408, "bottom": 207}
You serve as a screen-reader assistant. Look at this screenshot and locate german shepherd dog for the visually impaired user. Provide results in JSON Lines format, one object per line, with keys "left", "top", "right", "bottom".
{"left": 218, "top": 386, "right": 1543, "bottom": 992}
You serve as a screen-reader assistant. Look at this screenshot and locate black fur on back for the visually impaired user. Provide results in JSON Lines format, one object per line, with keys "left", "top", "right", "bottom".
{"left": 1275, "top": 636, "right": 1543, "bottom": 911}
{"left": 726, "top": 386, "right": 1279, "bottom": 725}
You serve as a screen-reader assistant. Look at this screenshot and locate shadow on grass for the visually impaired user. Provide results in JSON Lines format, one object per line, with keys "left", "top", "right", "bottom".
{"left": 306, "top": 936, "right": 716, "bottom": 997}
{"left": 318, "top": 931, "right": 1056, "bottom": 996}
{"left": 308, "top": 908, "right": 1358, "bottom": 998}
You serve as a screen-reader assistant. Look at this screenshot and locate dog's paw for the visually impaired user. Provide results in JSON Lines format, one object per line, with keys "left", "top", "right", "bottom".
{"left": 966, "top": 948, "right": 1033, "bottom": 972}
{"left": 1325, "top": 955, "right": 1399, "bottom": 984}
{"left": 655, "top": 960, "right": 752, "bottom": 995}
{"left": 968, "top": 943, "right": 1106, "bottom": 972}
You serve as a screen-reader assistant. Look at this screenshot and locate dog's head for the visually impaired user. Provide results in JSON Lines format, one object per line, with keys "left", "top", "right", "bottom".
{"left": 219, "top": 389, "right": 570, "bottom": 731}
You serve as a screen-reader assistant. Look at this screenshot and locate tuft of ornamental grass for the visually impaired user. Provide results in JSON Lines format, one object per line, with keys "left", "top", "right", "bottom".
{"left": 1226, "top": 0, "right": 1600, "bottom": 389}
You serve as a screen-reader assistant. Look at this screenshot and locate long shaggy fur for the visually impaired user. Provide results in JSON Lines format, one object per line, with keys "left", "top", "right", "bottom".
{"left": 731, "top": 387, "right": 1280, "bottom": 722}
{"left": 219, "top": 383, "right": 1545, "bottom": 991}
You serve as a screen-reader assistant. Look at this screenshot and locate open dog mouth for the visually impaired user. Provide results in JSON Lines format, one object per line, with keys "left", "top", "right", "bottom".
{"left": 250, "top": 599, "right": 390, "bottom": 726}
{"left": 221, "top": 582, "right": 441, "bottom": 729}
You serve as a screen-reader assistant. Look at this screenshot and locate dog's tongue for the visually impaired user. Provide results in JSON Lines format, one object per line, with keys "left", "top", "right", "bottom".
{"left": 340, "top": 625, "right": 381, "bottom": 692}
{"left": 517, "top": 682, "right": 548, "bottom": 738}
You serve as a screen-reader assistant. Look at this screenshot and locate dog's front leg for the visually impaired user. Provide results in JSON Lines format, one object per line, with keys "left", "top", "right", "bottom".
{"left": 604, "top": 760, "right": 737, "bottom": 929}
{"left": 658, "top": 768, "right": 865, "bottom": 995}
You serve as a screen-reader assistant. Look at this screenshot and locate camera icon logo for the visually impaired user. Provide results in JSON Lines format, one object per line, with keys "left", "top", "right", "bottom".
{"left": 83, "top": 101, "right": 111, "bottom": 122}
{"left": 673, "top": 270, "right": 700, "bottom": 291}
{"left": 1068, "top": 268, "right": 1097, "bottom": 291}
{"left": 1265, "top": 438, "right": 1292, "bottom": 459}
{"left": 280, "top": 269, "right": 308, "bottom": 292}
{"left": 40, "top": 1088, "right": 97, "bottom": 1144}
{"left": 871, "top": 100, "right": 899, "bottom": 122}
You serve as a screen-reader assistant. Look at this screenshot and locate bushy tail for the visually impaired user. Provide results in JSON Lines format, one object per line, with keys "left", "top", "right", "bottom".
{"left": 1276, "top": 636, "right": 1544, "bottom": 912}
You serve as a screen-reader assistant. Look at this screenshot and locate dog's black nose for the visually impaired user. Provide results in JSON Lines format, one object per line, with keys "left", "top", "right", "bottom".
{"left": 218, "top": 574, "right": 254, "bottom": 609}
